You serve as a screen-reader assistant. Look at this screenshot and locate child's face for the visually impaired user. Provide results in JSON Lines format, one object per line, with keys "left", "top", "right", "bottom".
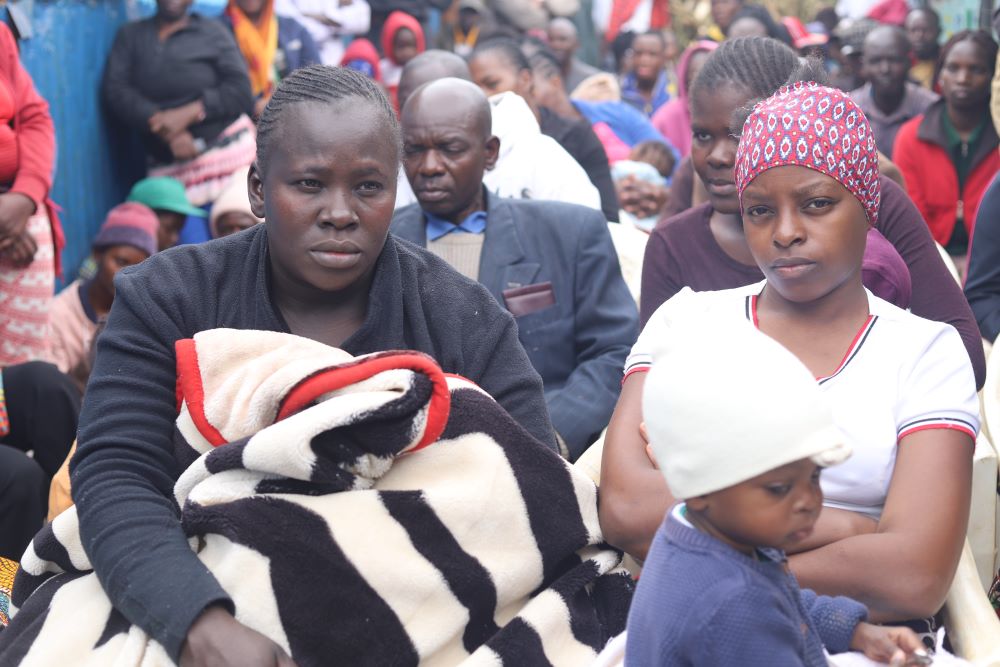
{"left": 688, "top": 458, "right": 823, "bottom": 554}
{"left": 741, "top": 165, "right": 869, "bottom": 306}
{"left": 95, "top": 244, "right": 151, "bottom": 297}
{"left": 393, "top": 28, "right": 419, "bottom": 66}
{"left": 155, "top": 210, "right": 186, "bottom": 251}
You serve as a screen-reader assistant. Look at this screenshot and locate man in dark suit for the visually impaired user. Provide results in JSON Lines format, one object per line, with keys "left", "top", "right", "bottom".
{"left": 391, "top": 78, "right": 638, "bottom": 459}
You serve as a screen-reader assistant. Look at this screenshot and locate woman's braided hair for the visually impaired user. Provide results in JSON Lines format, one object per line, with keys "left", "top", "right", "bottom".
{"left": 255, "top": 65, "right": 401, "bottom": 172}
{"left": 689, "top": 36, "right": 799, "bottom": 101}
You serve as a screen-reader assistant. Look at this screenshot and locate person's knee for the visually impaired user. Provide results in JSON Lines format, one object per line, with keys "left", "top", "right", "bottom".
{"left": 0, "top": 449, "right": 46, "bottom": 504}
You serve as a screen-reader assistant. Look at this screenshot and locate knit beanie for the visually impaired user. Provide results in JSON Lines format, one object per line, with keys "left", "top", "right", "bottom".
{"left": 92, "top": 202, "right": 159, "bottom": 257}
{"left": 735, "top": 81, "right": 881, "bottom": 226}
{"left": 209, "top": 167, "right": 263, "bottom": 238}
{"left": 642, "top": 318, "right": 850, "bottom": 500}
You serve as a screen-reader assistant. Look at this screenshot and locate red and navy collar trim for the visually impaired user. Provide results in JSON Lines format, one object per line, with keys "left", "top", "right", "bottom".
{"left": 746, "top": 294, "right": 877, "bottom": 385}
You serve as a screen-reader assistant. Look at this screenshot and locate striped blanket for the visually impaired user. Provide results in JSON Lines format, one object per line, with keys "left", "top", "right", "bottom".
{"left": 0, "top": 329, "right": 632, "bottom": 666}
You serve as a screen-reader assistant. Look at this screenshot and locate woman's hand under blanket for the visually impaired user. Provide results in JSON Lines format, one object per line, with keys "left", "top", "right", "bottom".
{"left": 785, "top": 507, "right": 878, "bottom": 555}
{"left": 181, "top": 606, "right": 298, "bottom": 667}
{"left": 849, "top": 622, "right": 927, "bottom": 666}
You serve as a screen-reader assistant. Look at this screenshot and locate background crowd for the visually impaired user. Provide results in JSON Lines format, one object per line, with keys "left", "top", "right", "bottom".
{"left": 0, "top": 0, "right": 1000, "bottom": 662}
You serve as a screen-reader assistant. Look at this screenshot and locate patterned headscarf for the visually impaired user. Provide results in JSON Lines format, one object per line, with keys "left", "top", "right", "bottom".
{"left": 735, "top": 81, "right": 881, "bottom": 226}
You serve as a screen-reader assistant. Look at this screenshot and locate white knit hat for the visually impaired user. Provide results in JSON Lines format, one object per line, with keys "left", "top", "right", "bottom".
{"left": 642, "top": 318, "right": 851, "bottom": 500}
{"left": 209, "top": 167, "right": 263, "bottom": 238}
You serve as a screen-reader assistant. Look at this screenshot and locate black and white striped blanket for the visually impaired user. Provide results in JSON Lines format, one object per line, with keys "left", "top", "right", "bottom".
{"left": 0, "top": 329, "right": 632, "bottom": 666}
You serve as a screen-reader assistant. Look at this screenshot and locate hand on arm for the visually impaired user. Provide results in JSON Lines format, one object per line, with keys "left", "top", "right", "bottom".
{"left": 0, "top": 228, "right": 38, "bottom": 267}
{"left": 785, "top": 507, "right": 878, "bottom": 554}
{"left": 168, "top": 131, "right": 199, "bottom": 161}
{"left": 789, "top": 429, "right": 973, "bottom": 620}
{"left": 0, "top": 191, "right": 36, "bottom": 251}
{"left": 148, "top": 100, "right": 206, "bottom": 142}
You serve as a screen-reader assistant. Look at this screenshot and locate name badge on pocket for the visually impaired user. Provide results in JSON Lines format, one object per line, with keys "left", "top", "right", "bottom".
{"left": 503, "top": 282, "right": 556, "bottom": 317}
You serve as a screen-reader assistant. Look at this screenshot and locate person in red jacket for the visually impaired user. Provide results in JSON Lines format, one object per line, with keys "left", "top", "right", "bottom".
{"left": 893, "top": 30, "right": 999, "bottom": 272}
{"left": 0, "top": 21, "right": 63, "bottom": 366}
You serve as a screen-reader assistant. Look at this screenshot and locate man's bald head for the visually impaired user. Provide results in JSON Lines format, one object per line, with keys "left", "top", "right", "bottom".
{"left": 401, "top": 78, "right": 500, "bottom": 222}
{"left": 398, "top": 50, "right": 473, "bottom": 111}
{"left": 546, "top": 17, "right": 579, "bottom": 66}
{"left": 403, "top": 77, "right": 492, "bottom": 140}
{"left": 864, "top": 25, "right": 911, "bottom": 55}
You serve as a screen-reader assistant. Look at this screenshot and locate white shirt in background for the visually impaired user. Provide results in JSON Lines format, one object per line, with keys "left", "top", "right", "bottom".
{"left": 274, "top": 0, "right": 371, "bottom": 65}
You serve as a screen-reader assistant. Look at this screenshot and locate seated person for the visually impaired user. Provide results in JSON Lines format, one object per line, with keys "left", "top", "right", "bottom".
{"left": 0, "top": 361, "right": 79, "bottom": 559}
{"left": 527, "top": 48, "right": 669, "bottom": 165}
{"left": 601, "top": 81, "right": 979, "bottom": 625}
{"left": 393, "top": 50, "right": 602, "bottom": 212}
{"left": 619, "top": 30, "right": 670, "bottom": 117}
{"left": 627, "top": 322, "right": 925, "bottom": 666}
{"left": 68, "top": 65, "right": 556, "bottom": 666}
{"left": 643, "top": 37, "right": 987, "bottom": 388}
{"left": 435, "top": 0, "right": 490, "bottom": 57}
{"left": 469, "top": 38, "right": 619, "bottom": 222}
{"left": 893, "top": 30, "right": 999, "bottom": 270}
{"left": 850, "top": 26, "right": 938, "bottom": 157}
{"left": 393, "top": 77, "right": 638, "bottom": 459}
{"left": 209, "top": 166, "right": 263, "bottom": 238}
{"left": 46, "top": 203, "right": 159, "bottom": 392}
{"left": 221, "top": 0, "right": 321, "bottom": 116}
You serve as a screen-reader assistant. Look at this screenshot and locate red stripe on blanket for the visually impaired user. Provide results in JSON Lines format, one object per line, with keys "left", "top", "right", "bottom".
{"left": 277, "top": 351, "right": 451, "bottom": 452}
{"left": 175, "top": 338, "right": 228, "bottom": 447}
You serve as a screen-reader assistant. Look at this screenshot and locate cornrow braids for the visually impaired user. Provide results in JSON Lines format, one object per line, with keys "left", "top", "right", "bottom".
{"left": 255, "top": 65, "right": 401, "bottom": 173}
{"left": 689, "top": 36, "right": 799, "bottom": 102}
{"left": 730, "top": 56, "right": 828, "bottom": 135}
{"left": 471, "top": 37, "right": 532, "bottom": 73}
{"left": 933, "top": 30, "right": 998, "bottom": 90}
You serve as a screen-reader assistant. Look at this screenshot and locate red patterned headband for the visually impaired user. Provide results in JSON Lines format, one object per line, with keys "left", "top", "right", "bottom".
{"left": 735, "top": 81, "right": 881, "bottom": 226}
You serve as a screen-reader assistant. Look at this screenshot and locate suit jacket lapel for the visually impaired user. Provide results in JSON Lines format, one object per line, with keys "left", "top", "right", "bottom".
{"left": 389, "top": 205, "right": 428, "bottom": 247}
{"left": 479, "top": 194, "right": 540, "bottom": 301}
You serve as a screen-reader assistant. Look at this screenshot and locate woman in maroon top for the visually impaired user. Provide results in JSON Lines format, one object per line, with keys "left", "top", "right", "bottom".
{"left": 0, "top": 22, "right": 62, "bottom": 366}
{"left": 638, "top": 37, "right": 986, "bottom": 389}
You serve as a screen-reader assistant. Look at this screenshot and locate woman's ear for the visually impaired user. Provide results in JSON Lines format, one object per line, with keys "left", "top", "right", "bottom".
{"left": 248, "top": 162, "right": 266, "bottom": 219}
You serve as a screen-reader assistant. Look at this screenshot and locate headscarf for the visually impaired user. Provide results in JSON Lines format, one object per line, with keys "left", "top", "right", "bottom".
{"left": 226, "top": 0, "right": 279, "bottom": 98}
{"left": 650, "top": 40, "right": 718, "bottom": 157}
{"left": 380, "top": 11, "right": 426, "bottom": 66}
{"left": 735, "top": 81, "right": 881, "bottom": 225}
{"left": 341, "top": 38, "right": 382, "bottom": 82}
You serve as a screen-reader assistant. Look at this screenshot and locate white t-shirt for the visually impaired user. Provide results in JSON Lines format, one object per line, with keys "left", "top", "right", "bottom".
{"left": 627, "top": 283, "right": 979, "bottom": 518}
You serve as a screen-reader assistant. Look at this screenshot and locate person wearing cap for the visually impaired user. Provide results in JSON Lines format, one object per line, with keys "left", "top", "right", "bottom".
{"left": 127, "top": 176, "right": 208, "bottom": 250}
{"left": 625, "top": 322, "right": 926, "bottom": 666}
{"left": 209, "top": 167, "right": 263, "bottom": 238}
{"left": 601, "top": 81, "right": 979, "bottom": 622}
{"left": 46, "top": 203, "right": 160, "bottom": 393}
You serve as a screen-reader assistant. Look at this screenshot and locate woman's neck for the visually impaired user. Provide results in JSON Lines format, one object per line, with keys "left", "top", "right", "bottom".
{"left": 947, "top": 102, "right": 984, "bottom": 136}
{"left": 269, "top": 265, "right": 374, "bottom": 349}
{"left": 708, "top": 207, "right": 756, "bottom": 266}
{"left": 758, "top": 272, "right": 868, "bottom": 324}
